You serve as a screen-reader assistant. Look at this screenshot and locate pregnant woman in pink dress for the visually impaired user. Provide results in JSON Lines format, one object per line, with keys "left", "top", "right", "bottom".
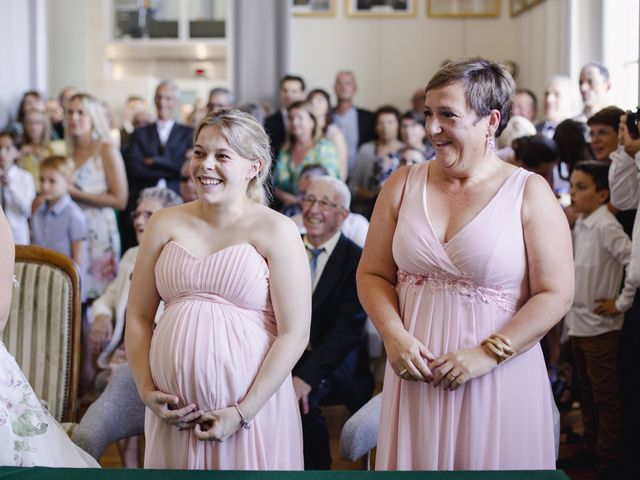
{"left": 357, "top": 58, "right": 574, "bottom": 470}
{"left": 126, "top": 110, "right": 311, "bottom": 469}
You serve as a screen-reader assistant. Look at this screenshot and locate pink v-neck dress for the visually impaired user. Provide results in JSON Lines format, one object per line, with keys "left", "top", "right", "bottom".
{"left": 376, "top": 163, "right": 555, "bottom": 470}
{"left": 144, "top": 241, "right": 303, "bottom": 470}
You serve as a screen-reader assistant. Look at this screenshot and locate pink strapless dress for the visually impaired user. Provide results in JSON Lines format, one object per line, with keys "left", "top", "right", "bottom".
{"left": 144, "top": 241, "right": 303, "bottom": 470}
{"left": 376, "top": 163, "right": 555, "bottom": 470}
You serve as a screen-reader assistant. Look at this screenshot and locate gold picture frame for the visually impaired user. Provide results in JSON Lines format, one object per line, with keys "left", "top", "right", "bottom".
{"left": 428, "top": 0, "right": 501, "bottom": 18}
{"left": 346, "top": 0, "right": 417, "bottom": 18}
{"left": 292, "top": 0, "right": 336, "bottom": 17}
{"left": 510, "top": 0, "right": 544, "bottom": 17}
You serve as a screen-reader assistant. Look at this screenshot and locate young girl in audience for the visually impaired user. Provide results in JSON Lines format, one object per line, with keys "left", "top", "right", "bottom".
{"left": 0, "top": 132, "right": 35, "bottom": 245}
{"left": 31, "top": 156, "right": 88, "bottom": 286}
{"left": 565, "top": 160, "right": 634, "bottom": 468}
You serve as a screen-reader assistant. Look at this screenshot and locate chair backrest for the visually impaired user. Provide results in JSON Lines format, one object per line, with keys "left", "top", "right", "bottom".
{"left": 2, "top": 245, "right": 81, "bottom": 423}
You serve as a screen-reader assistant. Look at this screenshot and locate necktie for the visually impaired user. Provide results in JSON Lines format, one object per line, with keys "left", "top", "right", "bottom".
{"left": 307, "top": 246, "right": 325, "bottom": 281}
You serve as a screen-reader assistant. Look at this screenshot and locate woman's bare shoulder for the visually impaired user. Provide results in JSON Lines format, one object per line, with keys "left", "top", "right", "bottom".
{"left": 247, "top": 205, "right": 301, "bottom": 253}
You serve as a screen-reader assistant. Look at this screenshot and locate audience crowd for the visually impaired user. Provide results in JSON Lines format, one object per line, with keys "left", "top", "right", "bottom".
{"left": 1, "top": 59, "right": 639, "bottom": 475}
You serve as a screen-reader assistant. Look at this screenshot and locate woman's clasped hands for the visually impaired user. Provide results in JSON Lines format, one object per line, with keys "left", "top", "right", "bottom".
{"left": 142, "top": 390, "right": 246, "bottom": 441}
{"left": 386, "top": 328, "right": 499, "bottom": 390}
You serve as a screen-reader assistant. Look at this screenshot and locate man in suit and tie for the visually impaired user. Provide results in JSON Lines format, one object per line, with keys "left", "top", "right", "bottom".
{"left": 264, "top": 74, "right": 306, "bottom": 160}
{"left": 122, "top": 80, "right": 193, "bottom": 250}
{"left": 332, "top": 71, "right": 376, "bottom": 177}
{"left": 294, "top": 176, "right": 374, "bottom": 470}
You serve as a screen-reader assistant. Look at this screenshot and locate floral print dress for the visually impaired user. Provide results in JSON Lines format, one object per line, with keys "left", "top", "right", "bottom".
{"left": 73, "top": 155, "right": 121, "bottom": 300}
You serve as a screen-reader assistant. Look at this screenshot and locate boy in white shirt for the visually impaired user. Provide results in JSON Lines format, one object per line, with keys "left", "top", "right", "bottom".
{"left": 0, "top": 132, "right": 35, "bottom": 244}
{"left": 566, "top": 160, "right": 632, "bottom": 467}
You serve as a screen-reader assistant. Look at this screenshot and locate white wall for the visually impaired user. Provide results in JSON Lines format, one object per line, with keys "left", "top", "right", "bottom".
{"left": 0, "top": 0, "right": 46, "bottom": 128}
{"left": 290, "top": 0, "right": 543, "bottom": 113}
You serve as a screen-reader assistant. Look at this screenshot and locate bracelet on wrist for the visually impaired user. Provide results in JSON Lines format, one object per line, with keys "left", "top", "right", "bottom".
{"left": 233, "top": 403, "right": 251, "bottom": 430}
{"left": 480, "top": 333, "right": 516, "bottom": 365}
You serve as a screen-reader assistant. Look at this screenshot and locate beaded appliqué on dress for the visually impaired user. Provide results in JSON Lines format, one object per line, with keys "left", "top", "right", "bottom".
{"left": 397, "top": 269, "right": 512, "bottom": 311}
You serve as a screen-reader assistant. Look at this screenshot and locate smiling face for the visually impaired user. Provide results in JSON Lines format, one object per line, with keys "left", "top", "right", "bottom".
{"left": 289, "top": 107, "right": 315, "bottom": 141}
{"left": 132, "top": 197, "right": 163, "bottom": 243}
{"left": 190, "top": 126, "right": 262, "bottom": 205}
{"left": 302, "top": 180, "right": 348, "bottom": 246}
{"left": 66, "top": 97, "right": 93, "bottom": 138}
{"left": 425, "top": 81, "right": 494, "bottom": 171}
{"left": 589, "top": 123, "right": 618, "bottom": 162}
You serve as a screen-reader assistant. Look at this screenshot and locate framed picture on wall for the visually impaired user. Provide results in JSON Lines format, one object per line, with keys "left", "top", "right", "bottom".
{"left": 510, "top": 0, "right": 544, "bottom": 17}
{"left": 427, "top": 0, "right": 501, "bottom": 18}
{"left": 346, "top": 0, "right": 417, "bottom": 18}
{"left": 292, "top": 0, "right": 336, "bottom": 16}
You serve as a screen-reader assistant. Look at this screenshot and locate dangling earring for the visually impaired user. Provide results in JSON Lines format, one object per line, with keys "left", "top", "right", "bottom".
{"left": 487, "top": 136, "right": 496, "bottom": 155}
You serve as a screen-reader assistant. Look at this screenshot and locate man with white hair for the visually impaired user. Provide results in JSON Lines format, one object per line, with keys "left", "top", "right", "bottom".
{"left": 293, "top": 176, "right": 374, "bottom": 469}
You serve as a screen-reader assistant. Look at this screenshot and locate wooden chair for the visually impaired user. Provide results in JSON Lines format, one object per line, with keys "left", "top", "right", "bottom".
{"left": 2, "top": 245, "right": 81, "bottom": 423}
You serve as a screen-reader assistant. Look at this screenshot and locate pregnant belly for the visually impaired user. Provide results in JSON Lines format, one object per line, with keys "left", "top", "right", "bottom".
{"left": 149, "top": 302, "right": 272, "bottom": 411}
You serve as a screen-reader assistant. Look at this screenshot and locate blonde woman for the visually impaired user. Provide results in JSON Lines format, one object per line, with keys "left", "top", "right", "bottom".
{"left": 65, "top": 93, "right": 128, "bottom": 300}
{"left": 126, "top": 109, "right": 310, "bottom": 469}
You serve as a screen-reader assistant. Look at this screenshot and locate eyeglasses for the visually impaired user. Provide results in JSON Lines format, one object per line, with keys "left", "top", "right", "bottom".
{"left": 130, "top": 210, "right": 154, "bottom": 221}
{"left": 302, "top": 195, "right": 341, "bottom": 211}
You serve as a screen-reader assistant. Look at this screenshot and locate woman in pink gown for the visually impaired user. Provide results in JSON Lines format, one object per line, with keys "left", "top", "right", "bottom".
{"left": 357, "top": 58, "right": 574, "bottom": 470}
{"left": 125, "top": 110, "right": 311, "bottom": 469}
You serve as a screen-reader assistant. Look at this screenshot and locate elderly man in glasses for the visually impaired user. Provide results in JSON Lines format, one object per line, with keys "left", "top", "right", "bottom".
{"left": 294, "top": 176, "right": 375, "bottom": 470}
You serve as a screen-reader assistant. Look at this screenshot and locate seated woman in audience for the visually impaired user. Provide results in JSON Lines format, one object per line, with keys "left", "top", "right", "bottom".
{"left": 274, "top": 101, "right": 341, "bottom": 208}
{"left": 0, "top": 132, "right": 35, "bottom": 245}
{"left": 349, "top": 105, "right": 404, "bottom": 217}
{"left": 307, "top": 88, "right": 348, "bottom": 178}
{"left": 88, "top": 186, "right": 182, "bottom": 468}
{"left": 18, "top": 109, "right": 66, "bottom": 190}
{"left": 400, "top": 113, "right": 434, "bottom": 160}
{"left": 0, "top": 205, "right": 99, "bottom": 468}
{"left": 126, "top": 109, "right": 310, "bottom": 469}
{"left": 65, "top": 93, "right": 128, "bottom": 301}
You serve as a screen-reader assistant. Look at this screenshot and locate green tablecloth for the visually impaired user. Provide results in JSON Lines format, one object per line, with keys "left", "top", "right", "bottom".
{"left": 0, "top": 467, "right": 570, "bottom": 479}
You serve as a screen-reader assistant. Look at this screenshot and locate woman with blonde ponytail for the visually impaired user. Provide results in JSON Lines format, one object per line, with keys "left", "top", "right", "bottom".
{"left": 126, "top": 109, "right": 310, "bottom": 469}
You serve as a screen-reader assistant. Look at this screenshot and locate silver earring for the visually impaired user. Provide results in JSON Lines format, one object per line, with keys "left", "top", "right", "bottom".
{"left": 487, "top": 136, "right": 496, "bottom": 155}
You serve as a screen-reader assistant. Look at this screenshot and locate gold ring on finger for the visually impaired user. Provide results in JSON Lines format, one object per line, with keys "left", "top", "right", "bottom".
{"left": 399, "top": 368, "right": 408, "bottom": 377}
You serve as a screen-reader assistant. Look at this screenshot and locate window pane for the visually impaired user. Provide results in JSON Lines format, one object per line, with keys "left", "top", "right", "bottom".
{"left": 189, "top": 0, "right": 226, "bottom": 38}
